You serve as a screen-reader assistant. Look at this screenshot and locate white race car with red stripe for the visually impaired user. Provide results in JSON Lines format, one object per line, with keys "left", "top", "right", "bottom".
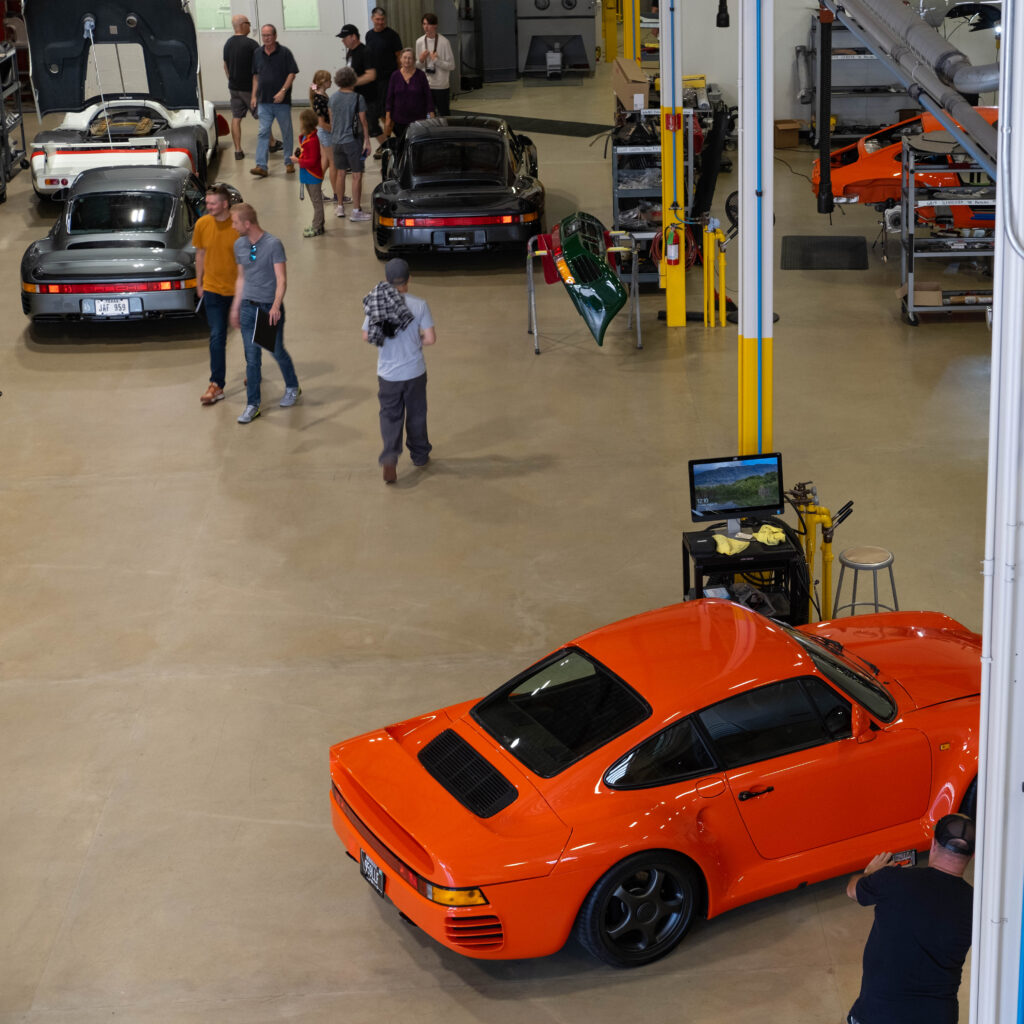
{"left": 25, "top": 0, "right": 226, "bottom": 199}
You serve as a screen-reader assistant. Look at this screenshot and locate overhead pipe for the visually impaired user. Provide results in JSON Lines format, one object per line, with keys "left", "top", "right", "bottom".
{"left": 822, "top": 0, "right": 997, "bottom": 174}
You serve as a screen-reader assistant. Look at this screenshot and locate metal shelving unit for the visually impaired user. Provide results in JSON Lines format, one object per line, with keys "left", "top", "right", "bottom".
{"left": 0, "top": 41, "right": 27, "bottom": 202}
{"left": 610, "top": 108, "right": 694, "bottom": 285}
{"left": 805, "top": 17, "right": 912, "bottom": 147}
{"left": 899, "top": 138, "right": 994, "bottom": 325}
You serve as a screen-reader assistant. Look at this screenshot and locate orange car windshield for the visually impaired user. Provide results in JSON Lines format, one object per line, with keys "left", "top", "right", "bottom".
{"left": 472, "top": 648, "right": 650, "bottom": 778}
{"left": 784, "top": 626, "right": 897, "bottom": 722}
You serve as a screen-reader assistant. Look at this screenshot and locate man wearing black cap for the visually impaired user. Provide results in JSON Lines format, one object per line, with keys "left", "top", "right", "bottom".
{"left": 845, "top": 813, "right": 975, "bottom": 1024}
{"left": 361, "top": 258, "right": 435, "bottom": 484}
{"left": 338, "top": 26, "right": 378, "bottom": 143}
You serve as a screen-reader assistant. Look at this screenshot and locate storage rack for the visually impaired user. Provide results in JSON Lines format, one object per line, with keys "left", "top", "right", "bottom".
{"left": 805, "top": 16, "right": 912, "bottom": 147}
{"left": 899, "top": 138, "right": 994, "bottom": 325}
{"left": 610, "top": 108, "right": 695, "bottom": 285}
{"left": 0, "top": 41, "right": 26, "bottom": 201}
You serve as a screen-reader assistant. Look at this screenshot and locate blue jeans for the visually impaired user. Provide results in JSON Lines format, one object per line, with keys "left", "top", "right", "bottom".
{"left": 256, "top": 103, "right": 293, "bottom": 169}
{"left": 239, "top": 300, "right": 298, "bottom": 407}
{"left": 203, "top": 290, "right": 232, "bottom": 387}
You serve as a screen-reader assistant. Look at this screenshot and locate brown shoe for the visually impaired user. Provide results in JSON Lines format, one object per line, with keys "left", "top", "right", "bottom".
{"left": 250, "top": 165, "right": 268, "bottom": 177}
{"left": 382, "top": 463, "right": 397, "bottom": 484}
{"left": 200, "top": 383, "right": 225, "bottom": 406}
{"left": 285, "top": 163, "right": 295, "bottom": 174}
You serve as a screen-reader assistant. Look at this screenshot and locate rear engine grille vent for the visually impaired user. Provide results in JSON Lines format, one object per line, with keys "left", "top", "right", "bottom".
{"left": 66, "top": 241, "right": 166, "bottom": 250}
{"left": 444, "top": 914, "right": 504, "bottom": 951}
{"left": 418, "top": 729, "right": 518, "bottom": 818}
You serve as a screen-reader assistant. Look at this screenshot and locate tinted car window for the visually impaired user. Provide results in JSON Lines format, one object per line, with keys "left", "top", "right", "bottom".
{"left": 409, "top": 139, "right": 507, "bottom": 182}
{"left": 605, "top": 717, "right": 716, "bottom": 789}
{"left": 698, "top": 677, "right": 833, "bottom": 769}
{"left": 69, "top": 193, "right": 174, "bottom": 233}
{"left": 472, "top": 648, "right": 650, "bottom": 778}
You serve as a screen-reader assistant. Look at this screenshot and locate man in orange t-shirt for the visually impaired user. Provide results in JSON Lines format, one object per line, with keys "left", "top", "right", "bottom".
{"left": 193, "top": 184, "right": 240, "bottom": 405}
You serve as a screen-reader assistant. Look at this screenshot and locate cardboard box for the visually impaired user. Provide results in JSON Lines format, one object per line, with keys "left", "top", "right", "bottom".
{"left": 612, "top": 57, "right": 650, "bottom": 111}
{"left": 774, "top": 119, "right": 800, "bottom": 148}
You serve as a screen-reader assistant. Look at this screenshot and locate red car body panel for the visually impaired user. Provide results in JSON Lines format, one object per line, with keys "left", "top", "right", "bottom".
{"left": 811, "top": 108, "right": 998, "bottom": 228}
{"left": 329, "top": 599, "right": 980, "bottom": 961}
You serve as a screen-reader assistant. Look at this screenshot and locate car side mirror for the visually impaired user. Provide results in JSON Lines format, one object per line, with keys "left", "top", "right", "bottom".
{"left": 852, "top": 705, "right": 876, "bottom": 743}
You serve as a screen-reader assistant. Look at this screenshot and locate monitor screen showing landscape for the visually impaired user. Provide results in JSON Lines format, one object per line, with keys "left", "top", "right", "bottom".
{"left": 688, "top": 453, "right": 784, "bottom": 524}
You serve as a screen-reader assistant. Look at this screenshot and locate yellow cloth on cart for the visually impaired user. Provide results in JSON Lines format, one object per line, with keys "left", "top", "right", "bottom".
{"left": 713, "top": 535, "right": 750, "bottom": 555}
{"left": 752, "top": 524, "right": 786, "bottom": 546}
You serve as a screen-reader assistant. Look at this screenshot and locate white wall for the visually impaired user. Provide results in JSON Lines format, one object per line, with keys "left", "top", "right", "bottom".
{"left": 194, "top": 0, "right": 1001, "bottom": 117}
{"left": 197, "top": 0, "right": 368, "bottom": 106}
{"left": 677, "top": 0, "right": 998, "bottom": 120}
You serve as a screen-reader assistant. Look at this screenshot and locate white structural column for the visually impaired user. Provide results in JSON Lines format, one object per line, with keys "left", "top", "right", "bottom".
{"left": 973, "top": 0, "right": 1024, "bottom": 1017}
{"left": 736, "top": 0, "right": 774, "bottom": 453}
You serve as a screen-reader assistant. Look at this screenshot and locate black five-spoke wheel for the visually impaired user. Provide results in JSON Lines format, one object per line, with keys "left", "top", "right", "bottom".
{"left": 575, "top": 851, "right": 699, "bottom": 967}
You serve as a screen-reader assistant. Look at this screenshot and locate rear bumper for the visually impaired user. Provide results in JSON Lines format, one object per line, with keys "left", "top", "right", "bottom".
{"left": 373, "top": 221, "right": 536, "bottom": 255}
{"left": 31, "top": 149, "right": 197, "bottom": 197}
{"left": 330, "top": 783, "right": 579, "bottom": 960}
{"left": 23, "top": 286, "right": 197, "bottom": 321}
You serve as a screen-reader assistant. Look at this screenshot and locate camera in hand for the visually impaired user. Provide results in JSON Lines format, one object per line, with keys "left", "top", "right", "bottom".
{"left": 425, "top": 65, "right": 435, "bottom": 75}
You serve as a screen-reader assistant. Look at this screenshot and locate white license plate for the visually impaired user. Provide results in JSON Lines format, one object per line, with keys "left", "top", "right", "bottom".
{"left": 360, "top": 849, "right": 386, "bottom": 897}
{"left": 95, "top": 298, "right": 130, "bottom": 316}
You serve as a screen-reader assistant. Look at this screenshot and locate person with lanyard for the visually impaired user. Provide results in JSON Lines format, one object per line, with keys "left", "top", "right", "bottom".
{"left": 228, "top": 204, "right": 302, "bottom": 424}
{"left": 249, "top": 24, "right": 299, "bottom": 178}
{"left": 415, "top": 13, "right": 455, "bottom": 117}
{"left": 846, "top": 813, "right": 975, "bottom": 1024}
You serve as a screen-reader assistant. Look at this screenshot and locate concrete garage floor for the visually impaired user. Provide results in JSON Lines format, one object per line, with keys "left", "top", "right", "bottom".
{"left": 0, "top": 61, "right": 985, "bottom": 1022}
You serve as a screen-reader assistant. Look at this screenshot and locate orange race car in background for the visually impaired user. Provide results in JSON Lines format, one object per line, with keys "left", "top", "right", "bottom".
{"left": 812, "top": 108, "right": 998, "bottom": 230}
{"left": 329, "top": 599, "right": 980, "bottom": 967}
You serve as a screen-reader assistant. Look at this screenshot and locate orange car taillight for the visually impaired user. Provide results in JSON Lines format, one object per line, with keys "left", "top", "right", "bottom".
{"left": 332, "top": 783, "right": 487, "bottom": 906}
{"left": 27, "top": 279, "right": 194, "bottom": 294}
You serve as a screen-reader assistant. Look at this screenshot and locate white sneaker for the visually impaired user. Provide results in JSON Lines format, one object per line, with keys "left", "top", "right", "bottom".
{"left": 237, "top": 404, "right": 261, "bottom": 424}
{"left": 334, "top": 204, "right": 346, "bottom": 218}
{"left": 280, "top": 386, "right": 301, "bottom": 407}
{"left": 350, "top": 209, "right": 371, "bottom": 222}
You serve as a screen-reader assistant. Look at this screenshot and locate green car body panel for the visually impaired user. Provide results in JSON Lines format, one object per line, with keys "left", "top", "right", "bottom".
{"left": 551, "top": 212, "right": 628, "bottom": 346}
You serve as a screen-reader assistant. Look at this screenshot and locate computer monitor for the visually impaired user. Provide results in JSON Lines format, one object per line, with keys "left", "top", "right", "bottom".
{"left": 688, "top": 452, "right": 784, "bottom": 537}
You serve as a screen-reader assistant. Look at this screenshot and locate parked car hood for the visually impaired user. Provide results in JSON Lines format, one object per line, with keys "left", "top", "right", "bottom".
{"left": 806, "top": 612, "right": 981, "bottom": 710}
{"left": 25, "top": 0, "right": 202, "bottom": 115}
{"left": 330, "top": 708, "right": 571, "bottom": 885}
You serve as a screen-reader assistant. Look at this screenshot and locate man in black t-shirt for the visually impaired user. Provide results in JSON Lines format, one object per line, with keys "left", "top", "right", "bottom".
{"left": 363, "top": 7, "right": 402, "bottom": 156}
{"left": 223, "top": 14, "right": 276, "bottom": 160}
{"left": 846, "top": 814, "right": 975, "bottom": 1024}
{"left": 249, "top": 24, "right": 299, "bottom": 177}
{"left": 337, "top": 26, "right": 377, "bottom": 158}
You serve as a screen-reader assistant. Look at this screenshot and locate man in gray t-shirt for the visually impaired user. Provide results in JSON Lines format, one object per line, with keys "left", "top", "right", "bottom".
{"left": 361, "top": 258, "right": 435, "bottom": 483}
{"left": 228, "top": 203, "right": 301, "bottom": 424}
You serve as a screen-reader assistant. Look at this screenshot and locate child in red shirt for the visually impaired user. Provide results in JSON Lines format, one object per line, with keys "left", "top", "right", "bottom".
{"left": 296, "top": 108, "right": 325, "bottom": 237}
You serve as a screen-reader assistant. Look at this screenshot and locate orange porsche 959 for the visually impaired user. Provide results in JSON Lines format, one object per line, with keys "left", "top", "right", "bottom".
{"left": 329, "top": 599, "right": 980, "bottom": 967}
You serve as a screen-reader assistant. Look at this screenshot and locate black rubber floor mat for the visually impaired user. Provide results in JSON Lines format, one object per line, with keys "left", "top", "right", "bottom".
{"left": 781, "top": 235, "right": 869, "bottom": 270}
{"left": 453, "top": 110, "right": 609, "bottom": 138}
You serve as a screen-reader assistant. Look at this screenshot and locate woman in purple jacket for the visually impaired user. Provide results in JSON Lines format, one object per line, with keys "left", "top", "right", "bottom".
{"left": 384, "top": 48, "right": 435, "bottom": 143}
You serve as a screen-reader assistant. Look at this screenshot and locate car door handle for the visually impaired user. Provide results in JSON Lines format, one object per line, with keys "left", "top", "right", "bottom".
{"left": 738, "top": 786, "right": 774, "bottom": 801}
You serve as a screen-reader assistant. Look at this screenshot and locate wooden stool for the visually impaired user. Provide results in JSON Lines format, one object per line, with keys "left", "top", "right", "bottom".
{"left": 832, "top": 546, "right": 899, "bottom": 617}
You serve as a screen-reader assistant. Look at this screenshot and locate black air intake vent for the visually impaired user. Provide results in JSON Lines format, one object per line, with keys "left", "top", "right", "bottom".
{"left": 418, "top": 729, "right": 518, "bottom": 818}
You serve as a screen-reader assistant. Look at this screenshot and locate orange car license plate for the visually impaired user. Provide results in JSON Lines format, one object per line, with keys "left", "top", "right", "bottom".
{"left": 360, "top": 849, "right": 386, "bottom": 897}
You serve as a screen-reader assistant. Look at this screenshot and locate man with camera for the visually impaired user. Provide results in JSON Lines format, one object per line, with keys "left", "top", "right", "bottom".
{"left": 415, "top": 13, "right": 455, "bottom": 117}
{"left": 845, "top": 813, "right": 975, "bottom": 1024}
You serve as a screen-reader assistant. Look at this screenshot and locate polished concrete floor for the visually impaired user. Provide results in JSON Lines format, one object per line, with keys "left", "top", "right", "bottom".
{"left": 0, "top": 61, "right": 986, "bottom": 1022}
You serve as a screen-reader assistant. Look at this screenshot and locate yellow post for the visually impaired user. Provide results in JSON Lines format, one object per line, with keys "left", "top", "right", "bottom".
{"left": 602, "top": 0, "right": 619, "bottom": 61}
{"left": 623, "top": 0, "right": 638, "bottom": 63}
{"left": 661, "top": 109, "right": 687, "bottom": 326}
{"left": 703, "top": 225, "right": 712, "bottom": 325}
{"left": 738, "top": 337, "right": 773, "bottom": 452}
{"left": 716, "top": 229, "right": 727, "bottom": 326}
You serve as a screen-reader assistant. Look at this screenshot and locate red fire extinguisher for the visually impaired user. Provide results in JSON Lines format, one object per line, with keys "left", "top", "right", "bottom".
{"left": 665, "top": 226, "right": 680, "bottom": 266}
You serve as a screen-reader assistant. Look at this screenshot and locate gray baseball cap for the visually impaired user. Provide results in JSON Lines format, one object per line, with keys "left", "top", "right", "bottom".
{"left": 385, "top": 258, "right": 410, "bottom": 283}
